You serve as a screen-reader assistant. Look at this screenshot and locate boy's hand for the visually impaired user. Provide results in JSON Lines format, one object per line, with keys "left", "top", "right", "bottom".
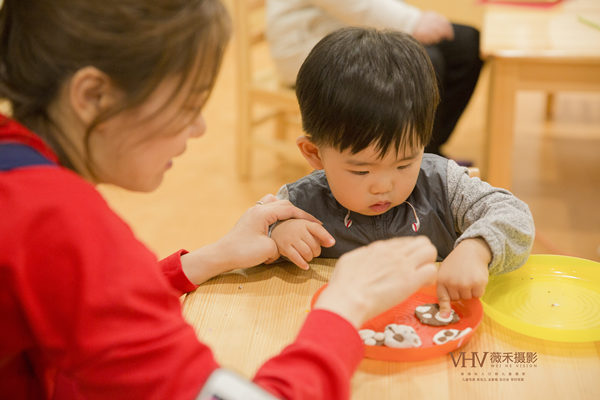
{"left": 412, "top": 11, "right": 454, "bottom": 45}
{"left": 270, "top": 219, "right": 335, "bottom": 270}
{"left": 436, "top": 238, "right": 491, "bottom": 317}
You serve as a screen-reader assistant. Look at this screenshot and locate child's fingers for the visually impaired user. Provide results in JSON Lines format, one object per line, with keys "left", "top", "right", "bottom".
{"left": 301, "top": 231, "right": 322, "bottom": 258}
{"left": 459, "top": 287, "right": 473, "bottom": 300}
{"left": 447, "top": 287, "right": 460, "bottom": 301}
{"left": 292, "top": 241, "right": 314, "bottom": 262}
{"left": 284, "top": 247, "right": 310, "bottom": 270}
{"left": 472, "top": 284, "right": 486, "bottom": 299}
{"left": 437, "top": 284, "right": 452, "bottom": 318}
{"left": 307, "top": 222, "right": 335, "bottom": 248}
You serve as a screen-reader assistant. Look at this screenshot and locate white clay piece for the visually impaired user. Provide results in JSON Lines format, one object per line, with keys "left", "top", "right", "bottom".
{"left": 358, "top": 325, "right": 422, "bottom": 348}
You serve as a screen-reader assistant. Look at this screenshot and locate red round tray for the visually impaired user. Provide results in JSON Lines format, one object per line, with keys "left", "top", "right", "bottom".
{"left": 311, "top": 284, "right": 483, "bottom": 362}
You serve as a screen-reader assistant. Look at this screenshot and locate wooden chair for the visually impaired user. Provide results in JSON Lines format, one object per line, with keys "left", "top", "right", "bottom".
{"left": 233, "top": 0, "right": 301, "bottom": 179}
{"left": 546, "top": 93, "right": 555, "bottom": 120}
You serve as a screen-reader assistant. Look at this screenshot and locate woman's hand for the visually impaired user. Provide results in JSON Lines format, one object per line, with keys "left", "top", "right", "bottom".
{"left": 181, "top": 194, "right": 322, "bottom": 284}
{"left": 313, "top": 236, "right": 438, "bottom": 328}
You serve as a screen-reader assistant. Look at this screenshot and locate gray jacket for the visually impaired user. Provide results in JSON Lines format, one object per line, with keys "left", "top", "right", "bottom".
{"left": 277, "top": 154, "right": 535, "bottom": 275}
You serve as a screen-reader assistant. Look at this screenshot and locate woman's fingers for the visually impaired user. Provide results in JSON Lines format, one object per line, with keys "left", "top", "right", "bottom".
{"left": 258, "top": 200, "right": 322, "bottom": 225}
{"left": 382, "top": 236, "right": 437, "bottom": 269}
{"left": 317, "top": 237, "right": 440, "bottom": 328}
{"left": 413, "top": 263, "right": 437, "bottom": 288}
{"left": 258, "top": 193, "right": 278, "bottom": 204}
{"left": 402, "top": 236, "right": 437, "bottom": 263}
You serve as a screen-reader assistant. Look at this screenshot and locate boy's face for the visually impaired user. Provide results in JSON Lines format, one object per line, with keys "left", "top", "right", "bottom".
{"left": 319, "top": 144, "right": 424, "bottom": 216}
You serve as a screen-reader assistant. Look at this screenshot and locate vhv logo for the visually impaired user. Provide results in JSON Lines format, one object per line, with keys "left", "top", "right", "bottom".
{"left": 450, "top": 352, "right": 489, "bottom": 368}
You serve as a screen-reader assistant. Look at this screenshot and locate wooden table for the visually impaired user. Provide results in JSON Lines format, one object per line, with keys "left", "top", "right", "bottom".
{"left": 182, "top": 258, "right": 600, "bottom": 400}
{"left": 481, "top": 0, "right": 600, "bottom": 189}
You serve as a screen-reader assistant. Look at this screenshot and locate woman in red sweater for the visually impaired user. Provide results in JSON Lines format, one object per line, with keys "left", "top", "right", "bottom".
{"left": 0, "top": 0, "right": 437, "bottom": 398}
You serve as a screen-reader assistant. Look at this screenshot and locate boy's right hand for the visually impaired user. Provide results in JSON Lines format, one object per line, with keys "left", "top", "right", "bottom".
{"left": 412, "top": 11, "right": 454, "bottom": 45}
{"left": 270, "top": 219, "right": 335, "bottom": 270}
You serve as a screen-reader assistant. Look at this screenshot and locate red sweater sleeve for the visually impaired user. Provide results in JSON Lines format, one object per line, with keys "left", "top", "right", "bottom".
{"left": 254, "top": 309, "right": 364, "bottom": 399}
{"left": 159, "top": 249, "right": 198, "bottom": 294}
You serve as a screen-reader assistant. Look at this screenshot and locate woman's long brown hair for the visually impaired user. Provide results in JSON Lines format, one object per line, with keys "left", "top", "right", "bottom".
{"left": 0, "top": 0, "right": 231, "bottom": 173}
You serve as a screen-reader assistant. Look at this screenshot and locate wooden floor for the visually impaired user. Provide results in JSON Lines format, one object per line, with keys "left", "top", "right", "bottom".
{"left": 100, "top": 0, "right": 600, "bottom": 263}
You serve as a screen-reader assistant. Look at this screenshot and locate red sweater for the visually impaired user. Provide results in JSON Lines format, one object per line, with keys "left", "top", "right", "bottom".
{"left": 0, "top": 116, "right": 363, "bottom": 399}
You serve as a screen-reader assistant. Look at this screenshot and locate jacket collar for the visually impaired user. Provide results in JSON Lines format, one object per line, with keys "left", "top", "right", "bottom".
{"left": 0, "top": 114, "right": 59, "bottom": 164}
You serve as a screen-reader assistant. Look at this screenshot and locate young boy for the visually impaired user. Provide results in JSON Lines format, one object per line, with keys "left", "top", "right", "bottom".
{"left": 270, "top": 27, "right": 535, "bottom": 314}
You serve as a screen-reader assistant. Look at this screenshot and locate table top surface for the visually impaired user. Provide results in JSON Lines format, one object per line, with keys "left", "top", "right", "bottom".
{"left": 481, "top": 0, "right": 600, "bottom": 59}
{"left": 182, "top": 258, "right": 600, "bottom": 400}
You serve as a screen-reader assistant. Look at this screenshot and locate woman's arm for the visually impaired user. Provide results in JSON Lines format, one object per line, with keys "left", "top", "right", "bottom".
{"left": 180, "top": 196, "right": 323, "bottom": 285}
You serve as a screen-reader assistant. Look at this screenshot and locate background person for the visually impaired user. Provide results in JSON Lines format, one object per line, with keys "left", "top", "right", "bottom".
{"left": 266, "top": 0, "right": 484, "bottom": 157}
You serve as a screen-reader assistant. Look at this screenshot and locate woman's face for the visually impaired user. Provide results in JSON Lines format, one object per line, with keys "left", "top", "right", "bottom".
{"left": 89, "top": 77, "right": 209, "bottom": 192}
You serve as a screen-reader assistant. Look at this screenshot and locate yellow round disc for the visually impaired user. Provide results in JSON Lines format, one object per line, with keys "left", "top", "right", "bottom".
{"left": 481, "top": 254, "right": 600, "bottom": 342}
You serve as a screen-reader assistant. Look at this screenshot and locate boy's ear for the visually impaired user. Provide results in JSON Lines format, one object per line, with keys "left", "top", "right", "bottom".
{"left": 68, "top": 66, "right": 119, "bottom": 126}
{"left": 296, "top": 136, "right": 324, "bottom": 170}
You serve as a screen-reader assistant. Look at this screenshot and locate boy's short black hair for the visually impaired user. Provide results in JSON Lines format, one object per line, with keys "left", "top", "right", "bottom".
{"left": 295, "top": 27, "right": 439, "bottom": 157}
